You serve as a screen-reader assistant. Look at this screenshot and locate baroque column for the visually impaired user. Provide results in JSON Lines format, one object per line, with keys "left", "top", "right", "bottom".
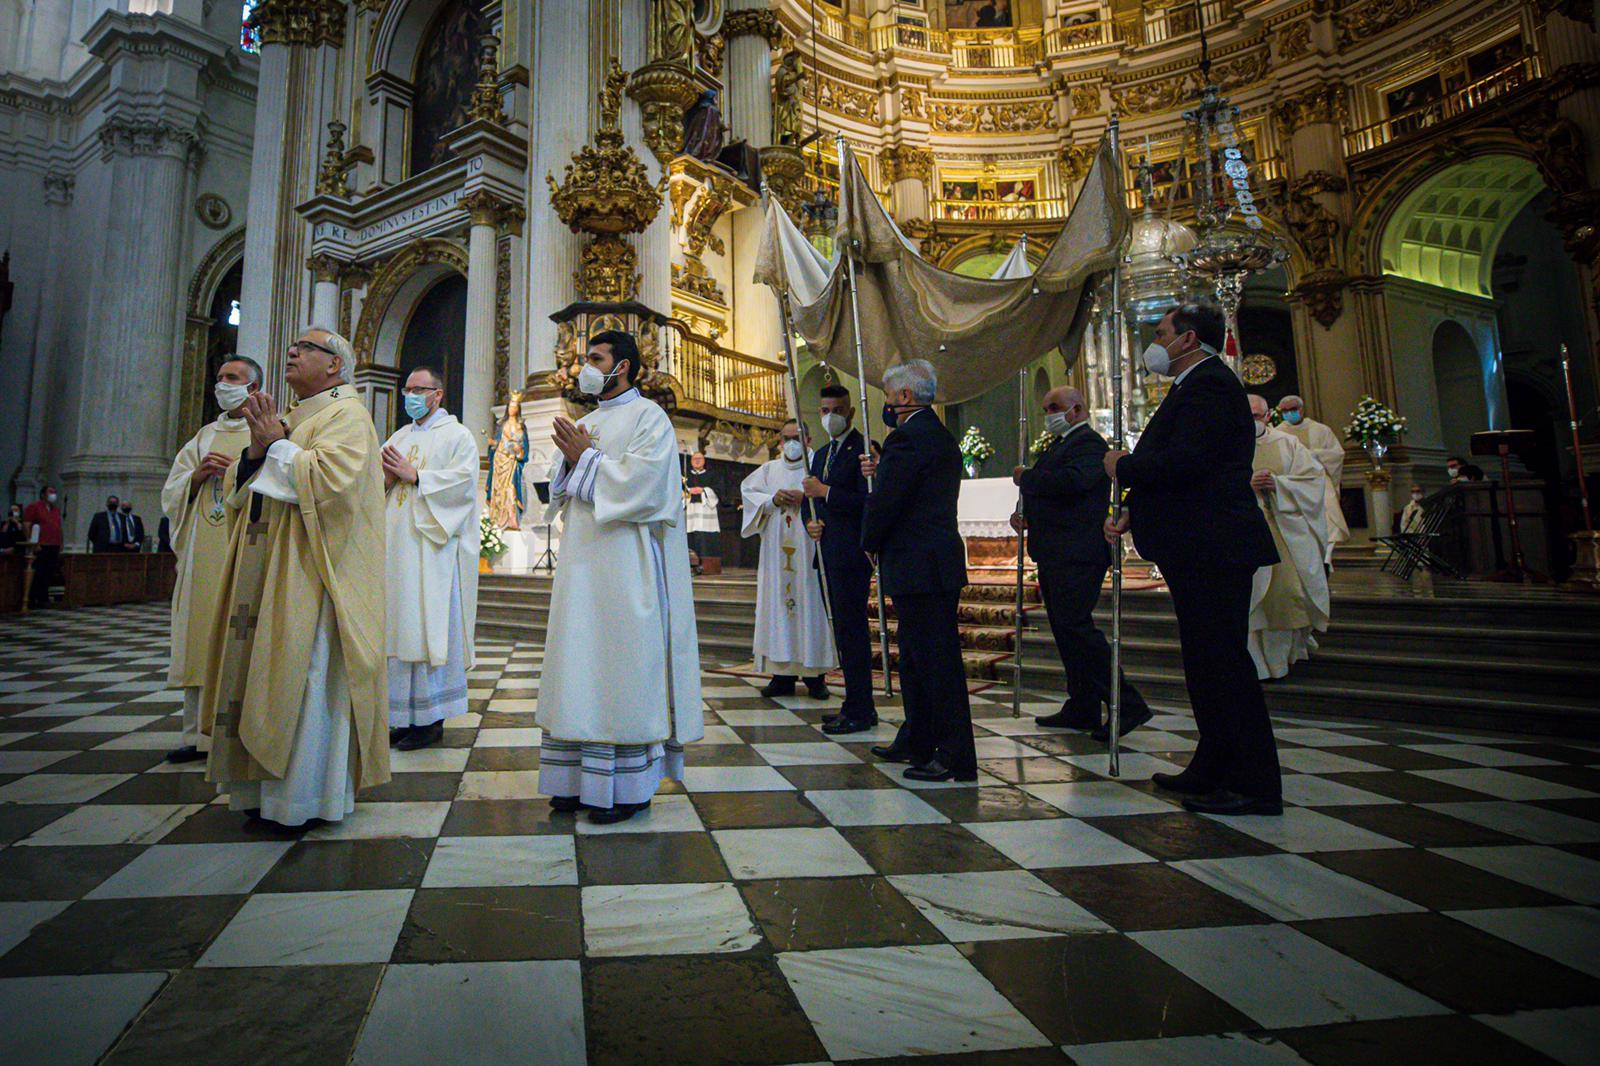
{"left": 307, "top": 254, "right": 342, "bottom": 328}
{"left": 724, "top": 5, "right": 783, "bottom": 146}
{"left": 462, "top": 193, "right": 502, "bottom": 450}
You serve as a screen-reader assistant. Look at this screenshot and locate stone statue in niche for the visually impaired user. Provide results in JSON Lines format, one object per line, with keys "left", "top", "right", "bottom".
{"left": 682, "top": 90, "right": 726, "bottom": 162}
{"left": 773, "top": 51, "right": 805, "bottom": 146}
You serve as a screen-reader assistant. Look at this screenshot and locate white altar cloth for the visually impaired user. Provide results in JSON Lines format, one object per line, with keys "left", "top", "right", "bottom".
{"left": 958, "top": 476, "right": 1023, "bottom": 539}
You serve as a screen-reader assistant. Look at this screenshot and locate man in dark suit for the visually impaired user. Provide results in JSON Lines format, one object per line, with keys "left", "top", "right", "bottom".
{"left": 860, "top": 360, "right": 977, "bottom": 782}
{"left": 87, "top": 496, "right": 123, "bottom": 552}
{"left": 802, "top": 384, "right": 877, "bottom": 734}
{"left": 1012, "top": 385, "right": 1151, "bottom": 736}
{"left": 1104, "top": 303, "right": 1283, "bottom": 815}
{"left": 120, "top": 500, "right": 146, "bottom": 551}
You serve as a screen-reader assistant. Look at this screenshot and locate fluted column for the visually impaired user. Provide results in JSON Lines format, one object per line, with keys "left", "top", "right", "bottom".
{"left": 16, "top": 173, "right": 74, "bottom": 498}
{"left": 463, "top": 196, "right": 500, "bottom": 451}
{"left": 621, "top": 0, "right": 672, "bottom": 319}
{"left": 307, "top": 254, "right": 341, "bottom": 329}
{"left": 238, "top": 36, "right": 295, "bottom": 384}
{"left": 725, "top": 4, "right": 781, "bottom": 146}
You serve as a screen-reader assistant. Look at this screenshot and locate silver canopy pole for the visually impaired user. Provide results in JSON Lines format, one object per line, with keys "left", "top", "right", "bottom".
{"left": 1011, "top": 237, "right": 1032, "bottom": 718}
{"left": 1106, "top": 116, "right": 1126, "bottom": 778}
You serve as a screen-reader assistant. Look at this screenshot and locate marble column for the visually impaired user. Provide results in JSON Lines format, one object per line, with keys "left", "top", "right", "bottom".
{"left": 621, "top": 0, "right": 672, "bottom": 319}
{"left": 463, "top": 198, "right": 500, "bottom": 452}
{"left": 308, "top": 255, "right": 341, "bottom": 330}
{"left": 725, "top": 2, "right": 776, "bottom": 146}
{"left": 238, "top": 38, "right": 295, "bottom": 385}
{"left": 16, "top": 174, "right": 74, "bottom": 499}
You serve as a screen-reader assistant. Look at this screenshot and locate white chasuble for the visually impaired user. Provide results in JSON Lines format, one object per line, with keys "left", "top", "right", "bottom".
{"left": 685, "top": 480, "right": 720, "bottom": 533}
{"left": 741, "top": 456, "right": 837, "bottom": 675}
{"left": 1249, "top": 426, "right": 1331, "bottom": 680}
{"left": 383, "top": 410, "right": 482, "bottom": 668}
{"left": 1282, "top": 416, "right": 1350, "bottom": 549}
{"left": 537, "top": 389, "right": 704, "bottom": 747}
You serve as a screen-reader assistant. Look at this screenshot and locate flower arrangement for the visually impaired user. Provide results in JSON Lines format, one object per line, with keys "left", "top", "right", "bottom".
{"left": 959, "top": 426, "right": 995, "bottom": 478}
{"left": 1343, "top": 396, "right": 1407, "bottom": 448}
{"left": 480, "top": 513, "right": 509, "bottom": 561}
{"left": 1028, "top": 429, "right": 1056, "bottom": 458}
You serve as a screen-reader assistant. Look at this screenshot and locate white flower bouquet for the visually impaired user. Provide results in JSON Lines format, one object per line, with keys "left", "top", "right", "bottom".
{"left": 480, "top": 513, "right": 509, "bottom": 560}
{"left": 959, "top": 426, "right": 995, "bottom": 463}
{"left": 1028, "top": 429, "right": 1056, "bottom": 458}
{"left": 1343, "top": 396, "right": 1407, "bottom": 448}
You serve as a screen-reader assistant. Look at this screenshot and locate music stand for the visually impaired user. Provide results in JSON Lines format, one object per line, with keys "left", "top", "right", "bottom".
{"left": 1470, "top": 429, "right": 1543, "bottom": 583}
{"left": 531, "top": 482, "right": 557, "bottom": 573}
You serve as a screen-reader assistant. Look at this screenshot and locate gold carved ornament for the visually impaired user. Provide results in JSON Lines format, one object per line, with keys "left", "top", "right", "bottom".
{"left": 1336, "top": 0, "right": 1441, "bottom": 49}
{"left": 760, "top": 144, "right": 807, "bottom": 218}
{"left": 1273, "top": 84, "right": 1347, "bottom": 137}
{"left": 1069, "top": 82, "right": 1102, "bottom": 117}
{"left": 315, "top": 120, "right": 352, "bottom": 198}
{"left": 928, "top": 99, "right": 1051, "bottom": 134}
{"left": 467, "top": 34, "right": 504, "bottom": 125}
{"left": 880, "top": 145, "right": 934, "bottom": 187}
{"left": 724, "top": 9, "right": 784, "bottom": 49}
{"left": 1276, "top": 20, "right": 1311, "bottom": 63}
{"left": 1061, "top": 143, "right": 1096, "bottom": 186}
{"left": 248, "top": 0, "right": 345, "bottom": 48}
{"left": 773, "top": 52, "right": 807, "bottom": 144}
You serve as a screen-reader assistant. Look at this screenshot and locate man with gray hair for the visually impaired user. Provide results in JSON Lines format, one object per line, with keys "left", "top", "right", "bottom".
{"left": 1275, "top": 393, "right": 1348, "bottom": 561}
{"left": 159, "top": 354, "right": 261, "bottom": 763}
{"left": 859, "top": 359, "right": 976, "bottom": 781}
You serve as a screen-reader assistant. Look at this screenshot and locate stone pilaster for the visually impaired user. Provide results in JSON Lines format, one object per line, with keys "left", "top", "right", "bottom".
{"left": 621, "top": 0, "right": 673, "bottom": 321}
{"left": 307, "top": 253, "right": 342, "bottom": 329}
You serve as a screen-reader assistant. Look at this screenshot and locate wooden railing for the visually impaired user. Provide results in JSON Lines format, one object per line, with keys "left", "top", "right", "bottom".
{"left": 1125, "top": 155, "right": 1286, "bottom": 210}
{"left": 1045, "top": 20, "right": 1124, "bottom": 54}
{"left": 657, "top": 320, "right": 788, "bottom": 425}
{"left": 932, "top": 197, "right": 1068, "bottom": 222}
{"left": 1342, "top": 56, "right": 1542, "bottom": 156}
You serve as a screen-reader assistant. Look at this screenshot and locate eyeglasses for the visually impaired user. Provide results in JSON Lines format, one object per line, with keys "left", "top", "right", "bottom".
{"left": 288, "top": 340, "right": 337, "bottom": 357}
{"left": 401, "top": 386, "right": 442, "bottom": 396}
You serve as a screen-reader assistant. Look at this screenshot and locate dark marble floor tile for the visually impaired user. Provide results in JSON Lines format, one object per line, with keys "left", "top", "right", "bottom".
{"left": 439, "top": 799, "right": 577, "bottom": 836}
{"left": 856, "top": 1048, "right": 1072, "bottom": 1066}
{"left": 0, "top": 895, "right": 245, "bottom": 975}
{"left": 359, "top": 771, "right": 462, "bottom": 802}
{"left": 465, "top": 746, "right": 541, "bottom": 771}
{"left": 1508, "top": 763, "right": 1600, "bottom": 793}
{"left": 1557, "top": 840, "right": 1600, "bottom": 862}
{"left": 584, "top": 955, "right": 827, "bottom": 1066}
{"left": 1319, "top": 803, "right": 1521, "bottom": 848}
{"left": 1274, "top": 1014, "right": 1557, "bottom": 1066}
{"left": 101, "top": 964, "right": 382, "bottom": 1066}
{"left": 1013, "top": 733, "right": 1109, "bottom": 757}
{"left": 475, "top": 710, "right": 535, "bottom": 730}
{"left": 691, "top": 790, "right": 829, "bottom": 830}
{"left": 1491, "top": 742, "right": 1600, "bottom": 764}
{"left": 776, "top": 762, "right": 902, "bottom": 791}
{"left": 704, "top": 696, "right": 782, "bottom": 710}
{"left": 840, "top": 823, "right": 1017, "bottom": 875}
{"left": 978, "top": 758, "right": 1098, "bottom": 786}
{"left": 0, "top": 844, "right": 145, "bottom": 900}
{"left": 131, "top": 718, "right": 180, "bottom": 732}
{"left": 1319, "top": 770, "right": 1495, "bottom": 804}
{"left": 918, "top": 786, "right": 1071, "bottom": 823}
{"left": 45, "top": 749, "right": 169, "bottom": 774}
{"left": 433, "top": 728, "right": 476, "bottom": 748}
{"left": 1310, "top": 848, "right": 1564, "bottom": 910}
{"left": 255, "top": 838, "right": 435, "bottom": 893}
{"left": 1037, "top": 864, "right": 1273, "bottom": 931}
{"left": 740, "top": 876, "right": 942, "bottom": 951}
{"left": 1295, "top": 913, "right": 1600, "bottom": 1014}
{"left": 3, "top": 730, "right": 119, "bottom": 750}
{"left": 730, "top": 724, "right": 827, "bottom": 744}
{"left": 962, "top": 934, "right": 1254, "bottom": 1045}
{"left": 577, "top": 831, "right": 730, "bottom": 884}
{"left": 159, "top": 805, "right": 306, "bottom": 844}
{"left": 0, "top": 803, "right": 73, "bottom": 846}
{"left": 1316, "top": 744, "right": 1472, "bottom": 771}
{"left": 1084, "top": 812, "right": 1283, "bottom": 861}
{"left": 89, "top": 771, "right": 221, "bottom": 805}
{"left": 393, "top": 886, "right": 582, "bottom": 963}
{"left": 684, "top": 744, "right": 771, "bottom": 767}
{"left": 1533, "top": 797, "right": 1600, "bottom": 823}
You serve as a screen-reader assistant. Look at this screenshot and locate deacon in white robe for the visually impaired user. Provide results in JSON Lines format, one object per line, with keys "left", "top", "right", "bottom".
{"left": 1277, "top": 395, "right": 1350, "bottom": 562}
{"left": 536, "top": 331, "right": 703, "bottom": 825}
{"left": 684, "top": 452, "right": 720, "bottom": 567}
{"left": 1248, "top": 397, "right": 1331, "bottom": 680}
{"left": 382, "top": 370, "right": 481, "bottom": 751}
{"left": 741, "top": 421, "right": 836, "bottom": 697}
{"left": 161, "top": 357, "right": 258, "bottom": 762}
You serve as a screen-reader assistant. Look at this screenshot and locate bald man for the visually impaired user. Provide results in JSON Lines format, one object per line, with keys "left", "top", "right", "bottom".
{"left": 1012, "top": 386, "right": 1151, "bottom": 736}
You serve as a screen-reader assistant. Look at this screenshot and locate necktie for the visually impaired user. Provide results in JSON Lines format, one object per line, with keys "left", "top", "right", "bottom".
{"left": 110, "top": 512, "right": 122, "bottom": 544}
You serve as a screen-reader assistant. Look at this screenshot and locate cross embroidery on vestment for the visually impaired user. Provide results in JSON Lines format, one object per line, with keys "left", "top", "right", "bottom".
{"left": 229, "top": 603, "right": 257, "bottom": 642}
{"left": 246, "top": 520, "right": 269, "bottom": 545}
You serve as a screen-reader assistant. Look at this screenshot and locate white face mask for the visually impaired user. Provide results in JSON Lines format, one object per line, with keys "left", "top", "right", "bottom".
{"left": 1141, "top": 341, "right": 1173, "bottom": 377}
{"left": 215, "top": 381, "right": 252, "bottom": 413}
{"left": 46, "top": 493, "right": 57, "bottom": 504}
{"left": 1254, "top": 421, "right": 1268, "bottom": 438}
{"left": 577, "top": 362, "right": 622, "bottom": 397}
{"left": 1045, "top": 411, "right": 1072, "bottom": 436}
{"left": 821, "top": 413, "right": 847, "bottom": 439}
{"left": 781, "top": 438, "right": 804, "bottom": 462}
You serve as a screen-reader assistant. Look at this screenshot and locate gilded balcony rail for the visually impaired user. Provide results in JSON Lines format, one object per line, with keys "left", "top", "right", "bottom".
{"left": 1138, "top": 0, "right": 1231, "bottom": 46}
{"left": 1124, "top": 155, "right": 1285, "bottom": 211}
{"left": 868, "top": 22, "right": 948, "bottom": 56}
{"left": 948, "top": 29, "right": 1044, "bottom": 69}
{"left": 1044, "top": 20, "right": 1123, "bottom": 55}
{"left": 817, "top": 11, "right": 870, "bottom": 51}
{"left": 931, "top": 197, "right": 1068, "bottom": 222}
{"left": 657, "top": 319, "right": 788, "bottom": 425}
{"left": 1342, "top": 56, "right": 1543, "bottom": 156}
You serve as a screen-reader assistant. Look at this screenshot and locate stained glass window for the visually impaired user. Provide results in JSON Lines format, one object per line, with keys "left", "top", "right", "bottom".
{"left": 241, "top": 1, "right": 261, "bottom": 53}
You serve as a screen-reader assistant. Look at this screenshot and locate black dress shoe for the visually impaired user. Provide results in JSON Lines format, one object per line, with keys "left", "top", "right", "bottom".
{"left": 1035, "top": 709, "right": 1100, "bottom": 730}
{"left": 588, "top": 799, "right": 651, "bottom": 825}
{"left": 1092, "top": 704, "right": 1153, "bottom": 742}
{"left": 388, "top": 727, "right": 410, "bottom": 747}
{"left": 821, "top": 712, "right": 841, "bottom": 725}
{"left": 549, "top": 796, "right": 587, "bottom": 813}
{"left": 1182, "top": 790, "right": 1283, "bottom": 816}
{"left": 903, "top": 758, "right": 977, "bottom": 783}
{"left": 1151, "top": 770, "right": 1215, "bottom": 796}
{"left": 805, "top": 679, "right": 831, "bottom": 700}
{"left": 165, "top": 745, "right": 204, "bottom": 764}
{"left": 822, "top": 716, "right": 877, "bottom": 735}
{"left": 870, "top": 744, "right": 913, "bottom": 763}
{"left": 760, "top": 679, "right": 796, "bottom": 697}
{"left": 396, "top": 721, "right": 443, "bottom": 751}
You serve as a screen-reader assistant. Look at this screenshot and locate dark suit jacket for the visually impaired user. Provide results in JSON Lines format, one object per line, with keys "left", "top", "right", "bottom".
{"left": 1114, "top": 357, "right": 1278, "bottom": 571}
{"left": 87, "top": 510, "right": 116, "bottom": 553}
{"left": 125, "top": 514, "right": 145, "bottom": 551}
{"left": 1019, "top": 423, "right": 1114, "bottom": 569}
{"left": 808, "top": 428, "right": 871, "bottom": 573}
{"left": 862, "top": 409, "right": 967, "bottom": 597}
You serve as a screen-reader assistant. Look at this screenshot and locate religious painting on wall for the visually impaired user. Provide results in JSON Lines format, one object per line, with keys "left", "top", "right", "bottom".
{"left": 946, "top": 0, "right": 1012, "bottom": 30}
{"left": 410, "top": 0, "right": 485, "bottom": 178}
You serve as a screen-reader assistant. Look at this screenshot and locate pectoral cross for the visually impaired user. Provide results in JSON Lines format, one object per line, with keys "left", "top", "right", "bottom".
{"left": 246, "top": 520, "right": 269, "bottom": 546}
{"left": 229, "top": 603, "right": 257, "bottom": 643}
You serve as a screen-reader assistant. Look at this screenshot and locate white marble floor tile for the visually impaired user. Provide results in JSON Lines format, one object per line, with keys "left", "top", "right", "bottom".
{"left": 47, "top": 715, "right": 164, "bottom": 734}
{"left": 473, "top": 727, "right": 542, "bottom": 749}
{"left": 972, "top": 717, "right": 1053, "bottom": 736}
{"left": 0, "top": 749, "right": 75, "bottom": 774}
{"left": 712, "top": 827, "right": 873, "bottom": 880}
{"left": 93, "top": 732, "right": 186, "bottom": 751}
{"left": 1271, "top": 727, "right": 1382, "bottom": 747}
{"left": 0, "top": 733, "right": 33, "bottom": 748}
{"left": 1130, "top": 924, "right": 1447, "bottom": 1029}
{"left": 1434, "top": 845, "right": 1600, "bottom": 904}
{"left": 973, "top": 736, "right": 1056, "bottom": 760}
{"left": 0, "top": 901, "right": 70, "bottom": 957}
{"left": 1203, "top": 807, "right": 1407, "bottom": 853}
{"left": 1116, "top": 730, "right": 1200, "bottom": 753}
{"left": 304, "top": 801, "right": 452, "bottom": 841}
{"left": 1064, "top": 1033, "right": 1313, "bottom": 1066}
{"left": 198, "top": 889, "right": 414, "bottom": 967}
{"left": 777, "top": 943, "right": 1051, "bottom": 1060}
{"left": 753, "top": 742, "right": 861, "bottom": 766}
{"left": 86, "top": 841, "right": 295, "bottom": 898}
{"left": 456, "top": 771, "right": 544, "bottom": 800}
{"left": 1421, "top": 801, "right": 1600, "bottom": 845}
{"left": 388, "top": 746, "right": 471, "bottom": 773}
{"left": 574, "top": 794, "right": 705, "bottom": 836}
{"left": 422, "top": 835, "right": 577, "bottom": 888}
{"left": 1020, "top": 781, "right": 1179, "bottom": 818}
{"left": 715, "top": 707, "right": 806, "bottom": 726}
{"left": 443, "top": 712, "right": 481, "bottom": 730}
{"left": 965, "top": 817, "right": 1157, "bottom": 869}
{"left": 681, "top": 765, "right": 795, "bottom": 792}
{"left": 0, "top": 772, "right": 133, "bottom": 805}
{"left": 1173, "top": 854, "right": 1425, "bottom": 921}
{"left": 485, "top": 698, "right": 538, "bottom": 714}
{"left": 0, "top": 680, "right": 49, "bottom": 693}
{"left": 812, "top": 722, "right": 903, "bottom": 743}
{"left": 769, "top": 694, "right": 843, "bottom": 710}
{"left": 582, "top": 882, "right": 761, "bottom": 957}
{"left": 13, "top": 699, "right": 117, "bottom": 716}
{"left": 130, "top": 690, "right": 184, "bottom": 703}
{"left": 95, "top": 681, "right": 170, "bottom": 693}
{"left": 1402, "top": 743, "right": 1559, "bottom": 767}
{"left": 1411, "top": 768, "right": 1595, "bottom": 802}
{"left": 868, "top": 762, "right": 1005, "bottom": 790}
{"left": 0, "top": 972, "right": 168, "bottom": 1066}
{"left": 804, "top": 788, "right": 948, "bottom": 827}
{"left": 1277, "top": 748, "right": 1387, "bottom": 774}
{"left": 888, "top": 869, "right": 1111, "bottom": 941}
{"left": 1448, "top": 906, "right": 1600, "bottom": 979}
{"left": 1060, "top": 752, "right": 1187, "bottom": 781}
{"left": 18, "top": 803, "right": 201, "bottom": 847}
{"left": 353, "top": 960, "right": 586, "bottom": 1066}
{"left": 696, "top": 725, "right": 745, "bottom": 745}
{"left": 1279, "top": 775, "right": 1401, "bottom": 807}
{"left": 1477, "top": 1006, "right": 1600, "bottom": 1066}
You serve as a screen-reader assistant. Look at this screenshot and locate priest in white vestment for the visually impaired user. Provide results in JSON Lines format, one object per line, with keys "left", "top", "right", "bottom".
{"left": 537, "top": 330, "right": 703, "bottom": 825}
{"left": 204, "top": 328, "right": 390, "bottom": 828}
{"left": 741, "top": 420, "right": 836, "bottom": 699}
{"left": 684, "top": 451, "right": 720, "bottom": 570}
{"left": 382, "top": 367, "right": 481, "bottom": 752}
{"left": 1277, "top": 394, "right": 1349, "bottom": 562}
{"left": 1248, "top": 396, "right": 1331, "bottom": 680}
{"left": 161, "top": 356, "right": 259, "bottom": 763}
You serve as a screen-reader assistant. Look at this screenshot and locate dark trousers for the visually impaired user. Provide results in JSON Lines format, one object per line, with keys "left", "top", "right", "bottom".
{"left": 688, "top": 531, "right": 719, "bottom": 559}
{"left": 893, "top": 590, "right": 977, "bottom": 775}
{"left": 1163, "top": 565, "right": 1281, "bottom": 799}
{"left": 28, "top": 546, "right": 60, "bottom": 606}
{"left": 1037, "top": 561, "right": 1147, "bottom": 717}
{"left": 823, "top": 558, "right": 876, "bottom": 721}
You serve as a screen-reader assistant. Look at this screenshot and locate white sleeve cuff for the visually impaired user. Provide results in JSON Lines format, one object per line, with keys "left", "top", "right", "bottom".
{"left": 567, "top": 448, "right": 602, "bottom": 503}
{"left": 251, "top": 439, "right": 302, "bottom": 504}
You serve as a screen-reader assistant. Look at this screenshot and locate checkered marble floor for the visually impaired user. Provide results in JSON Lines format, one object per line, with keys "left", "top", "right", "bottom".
{"left": 3, "top": 603, "right": 1600, "bottom": 1066}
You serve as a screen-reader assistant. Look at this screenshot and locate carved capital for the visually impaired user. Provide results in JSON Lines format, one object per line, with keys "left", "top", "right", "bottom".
{"left": 249, "top": 0, "right": 346, "bottom": 48}
{"left": 880, "top": 145, "right": 934, "bottom": 187}
{"left": 759, "top": 145, "right": 807, "bottom": 218}
{"left": 306, "top": 253, "right": 345, "bottom": 284}
{"left": 1274, "top": 84, "right": 1347, "bottom": 137}
{"left": 1294, "top": 268, "right": 1350, "bottom": 329}
{"left": 98, "top": 118, "right": 198, "bottom": 162}
{"left": 462, "top": 189, "right": 506, "bottom": 228}
{"left": 724, "top": 9, "right": 784, "bottom": 48}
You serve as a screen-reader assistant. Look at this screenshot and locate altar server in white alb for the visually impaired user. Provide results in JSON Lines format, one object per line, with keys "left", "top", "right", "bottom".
{"left": 537, "top": 330, "right": 703, "bottom": 825}
{"left": 742, "top": 419, "right": 836, "bottom": 699}
{"left": 382, "top": 366, "right": 481, "bottom": 752}
{"left": 160, "top": 356, "right": 259, "bottom": 764}
{"left": 1248, "top": 395, "right": 1331, "bottom": 679}
{"left": 684, "top": 451, "right": 720, "bottom": 572}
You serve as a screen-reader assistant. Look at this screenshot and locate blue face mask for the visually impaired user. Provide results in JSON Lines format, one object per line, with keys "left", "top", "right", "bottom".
{"left": 1282, "top": 410, "right": 1302, "bottom": 425}
{"left": 881, "top": 402, "right": 898, "bottom": 429}
{"left": 404, "top": 393, "right": 431, "bottom": 421}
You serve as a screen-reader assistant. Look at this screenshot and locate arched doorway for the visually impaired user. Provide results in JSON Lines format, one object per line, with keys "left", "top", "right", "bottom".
{"left": 179, "top": 228, "right": 247, "bottom": 445}
{"left": 394, "top": 274, "right": 467, "bottom": 435}
{"left": 1432, "top": 319, "right": 1489, "bottom": 458}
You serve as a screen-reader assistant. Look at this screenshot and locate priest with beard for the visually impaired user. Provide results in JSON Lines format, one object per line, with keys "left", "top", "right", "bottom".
{"left": 742, "top": 419, "right": 836, "bottom": 699}
{"left": 537, "top": 330, "right": 704, "bottom": 825}
{"left": 1248, "top": 395, "right": 1330, "bottom": 679}
{"left": 203, "top": 327, "right": 390, "bottom": 828}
